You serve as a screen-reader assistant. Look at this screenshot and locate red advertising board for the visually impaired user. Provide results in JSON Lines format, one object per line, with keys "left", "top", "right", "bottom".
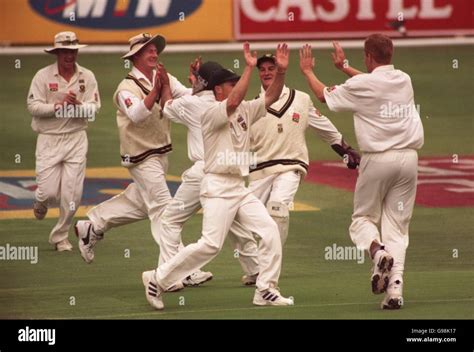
{"left": 234, "top": 0, "right": 474, "bottom": 40}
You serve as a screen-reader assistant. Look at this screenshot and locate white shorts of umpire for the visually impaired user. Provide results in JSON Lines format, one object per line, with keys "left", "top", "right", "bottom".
{"left": 267, "top": 201, "right": 289, "bottom": 246}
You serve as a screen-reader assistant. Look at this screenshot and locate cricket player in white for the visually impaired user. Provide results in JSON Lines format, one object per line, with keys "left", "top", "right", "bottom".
{"left": 154, "top": 60, "right": 259, "bottom": 284}
{"left": 230, "top": 55, "right": 360, "bottom": 285}
{"left": 27, "top": 31, "right": 100, "bottom": 251}
{"left": 74, "top": 34, "right": 208, "bottom": 288}
{"left": 300, "top": 34, "right": 424, "bottom": 309}
{"left": 142, "top": 43, "right": 294, "bottom": 309}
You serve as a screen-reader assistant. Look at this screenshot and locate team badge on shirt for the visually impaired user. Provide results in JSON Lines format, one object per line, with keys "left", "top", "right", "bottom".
{"left": 48, "top": 83, "right": 58, "bottom": 92}
{"left": 292, "top": 112, "right": 300, "bottom": 123}
{"left": 79, "top": 79, "right": 85, "bottom": 93}
{"left": 237, "top": 115, "right": 247, "bottom": 131}
{"left": 124, "top": 97, "right": 133, "bottom": 108}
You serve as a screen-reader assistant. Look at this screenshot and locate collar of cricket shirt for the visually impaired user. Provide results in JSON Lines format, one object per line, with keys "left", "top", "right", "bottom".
{"left": 372, "top": 65, "right": 395, "bottom": 73}
{"left": 260, "top": 85, "right": 289, "bottom": 99}
{"left": 131, "top": 66, "right": 155, "bottom": 87}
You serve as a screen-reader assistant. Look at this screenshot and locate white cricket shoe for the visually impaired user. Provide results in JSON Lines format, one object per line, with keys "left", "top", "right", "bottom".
{"left": 253, "top": 288, "right": 294, "bottom": 306}
{"left": 182, "top": 270, "right": 213, "bottom": 286}
{"left": 241, "top": 273, "right": 259, "bottom": 286}
{"left": 371, "top": 249, "right": 394, "bottom": 294}
{"left": 142, "top": 270, "right": 164, "bottom": 310}
{"left": 55, "top": 239, "right": 73, "bottom": 252}
{"left": 74, "top": 220, "right": 103, "bottom": 264}
{"left": 381, "top": 279, "right": 404, "bottom": 310}
{"left": 33, "top": 201, "right": 48, "bottom": 220}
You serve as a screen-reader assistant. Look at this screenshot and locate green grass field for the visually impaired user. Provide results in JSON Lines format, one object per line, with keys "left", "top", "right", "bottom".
{"left": 0, "top": 45, "right": 473, "bottom": 319}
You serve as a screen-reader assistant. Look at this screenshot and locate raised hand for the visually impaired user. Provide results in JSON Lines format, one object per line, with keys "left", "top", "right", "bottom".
{"left": 299, "top": 44, "right": 315, "bottom": 74}
{"left": 156, "top": 62, "right": 170, "bottom": 86}
{"left": 331, "top": 41, "right": 346, "bottom": 70}
{"left": 275, "top": 43, "right": 289, "bottom": 73}
{"left": 243, "top": 42, "right": 257, "bottom": 68}
{"left": 188, "top": 56, "right": 202, "bottom": 85}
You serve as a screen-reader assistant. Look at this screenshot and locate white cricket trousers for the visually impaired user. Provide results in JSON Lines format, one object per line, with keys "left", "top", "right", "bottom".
{"left": 249, "top": 170, "right": 301, "bottom": 211}
{"left": 35, "top": 130, "right": 87, "bottom": 245}
{"left": 87, "top": 156, "right": 171, "bottom": 238}
{"left": 349, "top": 149, "right": 418, "bottom": 282}
{"left": 230, "top": 170, "right": 301, "bottom": 247}
{"left": 156, "top": 174, "right": 282, "bottom": 291}
{"left": 152, "top": 161, "right": 259, "bottom": 274}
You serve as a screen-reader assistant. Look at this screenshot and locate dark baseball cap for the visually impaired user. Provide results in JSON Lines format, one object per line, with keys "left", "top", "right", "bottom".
{"left": 209, "top": 68, "right": 240, "bottom": 89}
{"left": 257, "top": 54, "right": 276, "bottom": 68}
{"left": 194, "top": 61, "right": 224, "bottom": 91}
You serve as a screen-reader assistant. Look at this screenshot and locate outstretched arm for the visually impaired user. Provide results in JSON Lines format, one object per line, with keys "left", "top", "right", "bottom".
{"left": 299, "top": 44, "right": 327, "bottom": 103}
{"left": 332, "top": 42, "right": 363, "bottom": 77}
{"left": 264, "top": 43, "right": 289, "bottom": 108}
{"left": 226, "top": 42, "right": 257, "bottom": 116}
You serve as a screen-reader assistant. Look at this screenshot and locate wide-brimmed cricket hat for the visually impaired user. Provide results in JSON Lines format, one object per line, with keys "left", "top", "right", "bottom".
{"left": 44, "top": 31, "right": 87, "bottom": 54}
{"left": 122, "top": 33, "right": 166, "bottom": 59}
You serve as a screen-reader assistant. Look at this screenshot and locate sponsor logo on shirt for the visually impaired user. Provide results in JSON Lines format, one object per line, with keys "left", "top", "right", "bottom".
{"left": 125, "top": 97, "right": 133, "bottom": 108}
{"left": 292, "top": 112, "right": 300, "bottom": 123}
{"left": 48, "top": 83, "right": 58, "bottom": 92}
{"left": 326, "top": 86, "right": 336, "bottom": 93}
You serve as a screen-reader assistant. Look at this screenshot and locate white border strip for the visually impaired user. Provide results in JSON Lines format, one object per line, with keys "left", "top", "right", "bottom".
{"left": 1, "top": 37, "right": 473, "bottom": 55}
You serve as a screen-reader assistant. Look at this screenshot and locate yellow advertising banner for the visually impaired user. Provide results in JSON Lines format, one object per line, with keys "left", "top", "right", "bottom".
{"left": 0, "top": 0, "right": 232, "bottom": 45}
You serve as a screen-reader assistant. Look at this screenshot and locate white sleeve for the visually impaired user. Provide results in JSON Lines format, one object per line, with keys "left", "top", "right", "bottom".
{"left": 308, "top": 104, "right": 342, "bottom": 145}
{"left": 323, "top": 76, "right": 365, "bottom": 112}
{"left": 117, "top": 90, "right": 153, "bottom": 123}
{"left": 244, "top": 96, "right": 266, "bottom": 124}
{"left": 169, "top": 74, "right": 192, "bottom": 99}
{"left": 26, "top": 72, "right": 56, "bottom": 118}
{"left": 77, "top": 71, "right": 101, "bottom": 120}
{"left": 163, "top": 96, "right": 199, "bottom": 127}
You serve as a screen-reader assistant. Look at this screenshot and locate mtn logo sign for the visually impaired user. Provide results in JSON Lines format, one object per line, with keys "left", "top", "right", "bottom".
{"left": 29, "top": 0, "right": 203, "bottom": 29}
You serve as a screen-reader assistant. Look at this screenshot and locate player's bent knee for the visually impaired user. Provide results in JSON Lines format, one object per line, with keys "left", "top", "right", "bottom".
{"left": 197, "top": 238, "right": 222, "bottom": 256}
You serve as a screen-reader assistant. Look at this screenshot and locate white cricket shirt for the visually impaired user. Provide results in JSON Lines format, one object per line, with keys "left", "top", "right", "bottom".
{"left": 163, "top": 90, "right": 216, "bottom": 163}
{"left": 117, "top": 67, "right": 191, "bottom": 124}
{"left": 324, "top": 65, "right": 424, "bottom": 153}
